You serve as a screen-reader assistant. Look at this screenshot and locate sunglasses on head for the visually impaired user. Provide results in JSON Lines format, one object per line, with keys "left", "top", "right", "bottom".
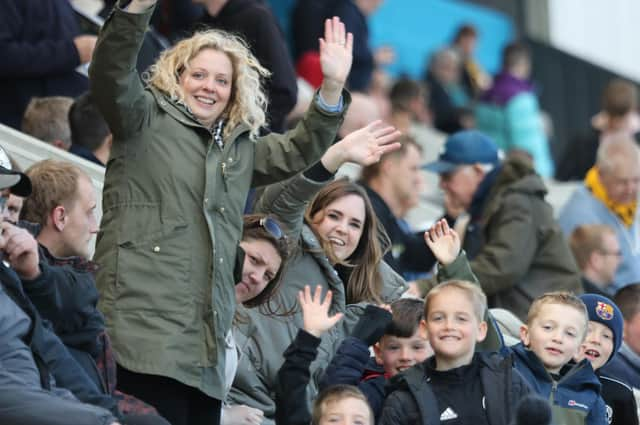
{"left": 257, "top": 216, "right": 285, "bottom": 241}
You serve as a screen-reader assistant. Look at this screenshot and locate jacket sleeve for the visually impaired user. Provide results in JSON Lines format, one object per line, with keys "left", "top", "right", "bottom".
{"left": 251, "top": 90, "right": 350, "bottom": 188}
{"left": 253, "top": 170, "right": 332, "bottom": 242}
{"left": 587, "top": 395, "right": 609, "bottom": 425}
{"left": 0, "top": 1, "right": 81, "bottom": 78}
{"left": 0, "top": 385, "right": 116, "bottom": 425}
{"left": 89, "top": 1, "right": 155, "bottom": 138}
{"left": 379, "top": 390, "right": 415, "bottom": 425}
{"left": 468, "top": 192, "right": 539, "bottom": 296}
{"left": 21, "top": 261, "right": 102, "bottom": 346}
{"left": 275, "top": 329, "right": 322, "bottom": 425}
{"left": 319, "top": 337, "right": 371, "bottom": 389}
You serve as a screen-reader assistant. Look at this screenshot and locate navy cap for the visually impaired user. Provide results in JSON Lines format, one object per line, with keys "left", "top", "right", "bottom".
{"left": 423, "top": 130, "right": 500, "bottom": 174}
{"left": 580, "top": 294, "right": 623, "bottom": 365}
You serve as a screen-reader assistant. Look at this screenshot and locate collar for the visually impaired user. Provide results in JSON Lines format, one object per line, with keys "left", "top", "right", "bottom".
{"left": 469, "top": 165, "right": 502, "bottom": 220}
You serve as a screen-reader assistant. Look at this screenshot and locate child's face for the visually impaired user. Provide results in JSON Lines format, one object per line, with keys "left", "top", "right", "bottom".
{"left": 520, "top": 303, "right": 586, "bottom": 374}
{"left": 373, "top": 328, "right": 433, "bottom": 376}
{"left": 425, "top": 287, "right": 487, "bottom": 369}
{"left": 319, "top": 397, "right": 372, "bottom": 425}
{"left": 575, "top": 321, "right": 614, "bottom": 371}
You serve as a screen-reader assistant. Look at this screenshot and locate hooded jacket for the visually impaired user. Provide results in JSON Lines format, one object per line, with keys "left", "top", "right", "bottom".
{"left": 511, "top": 342, "right": 608, "bottom": 425}
{"left": 457, "top": 157, "right": 582, "bottom": 321}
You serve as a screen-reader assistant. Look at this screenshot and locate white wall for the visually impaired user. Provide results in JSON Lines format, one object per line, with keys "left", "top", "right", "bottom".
{"left": 549, "top": 0, "right": 640, "bottom": 81}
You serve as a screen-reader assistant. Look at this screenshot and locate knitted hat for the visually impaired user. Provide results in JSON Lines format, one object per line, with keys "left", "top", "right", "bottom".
{"left": 580, "top": 294, "right": 623, "bottom": 365}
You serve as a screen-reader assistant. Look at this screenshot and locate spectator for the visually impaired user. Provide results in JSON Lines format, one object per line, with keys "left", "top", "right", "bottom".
{"left": 424, "top": 48, "right": 470, "bottom": 133}
{"left": 20, "top": 159, "right": 165, "bottom": 418}
{"left": 68, "top": 93, "right": 112, "bottom": 166}
{"left": 602, "top": 284, "right": 640, "bottom": 391}
{"left": 559, "top": 137, "right": 640, "bottom": 292}
{"left": 320, "top": 299, "right": 432, "bottom": 420}
{"left": 557, "top": 79, "right": 640, "bottom": 181}
{"left": 576, "top": 294, "right": 639, "bottom": 425}
{"left": 194, "top": 0, "right": 298, "bottom": 132}
{"left": 451, "top": 24, "right": 491, "bottom": 99}
{"left": 230, "top": 123, "right": 405, "bottom": 423}
{"left": 359, "top": 135, "right": 436, "bottom": 279}
{"left": 0, "top": 0, "right": 94, "bottom": 129}
{"left": 380, "top": 279, "right": 530, "bottom": 425}
{"left": 475, "top": 42, "right": 554, "bottom": 178}
{"left": 6, "top": 194, "right": 24, "bottom": 224}
{"left": 569, "top": 224, "right": 622, "bottom": 296}
{"left": 388, "top": 77, "right": 431, "bottom": 133}
{"left": 21, "top": 97, "right": 74, "bottom": 151}
{"left": 89, "top": 0, "right": 353, "bottom": 423}
{"left": 420, "top": 130, "right": 582, "bottom": 320}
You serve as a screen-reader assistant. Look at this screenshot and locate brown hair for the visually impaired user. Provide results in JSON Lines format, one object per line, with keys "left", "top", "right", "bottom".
{"left": 526, "top": 292, "right": 588, "bottom": 335}
{"left": 386, "top": 298, "right": 425, "bottom": 338}
{"left": 360, "top": 135, "right": 422, "bottom": 184}
{"left": 602, "top": 79, "right": 638, "bottom": 117}
{"left": 453, "top": 24, "right": 478, "bottom": 43}
{"left": 21, "top": 160, "right": 87, "bottom": 226}
{"left": 614, "top": 283, "right": 640, "bottom": 321}
{"left": 240, "top": 214, "right": 290, "bottom": 309}
{"left": 305, "top": 178, "right": 389, "bottom": 304}
{"left": 425, "top": 280, "right": 487, "bottom": 322}
{"left": 311, "top": 385, "right": 373, "bottom": 425}
{"left": 569, "top": 224, "right": 617, "bottom": 269}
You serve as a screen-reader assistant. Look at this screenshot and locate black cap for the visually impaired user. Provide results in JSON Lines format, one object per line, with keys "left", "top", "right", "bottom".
{"left": 0, "top": 146, "right": 31, "bottom": 197}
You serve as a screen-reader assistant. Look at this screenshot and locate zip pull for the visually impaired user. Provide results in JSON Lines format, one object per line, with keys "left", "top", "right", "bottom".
{"left": 221, "top": 162, "right": 228, "bottom": 192}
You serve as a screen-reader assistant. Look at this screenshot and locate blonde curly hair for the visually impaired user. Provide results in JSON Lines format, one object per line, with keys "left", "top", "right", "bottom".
{"left": 145, "top": 29, "right": 270, "bottom": 139}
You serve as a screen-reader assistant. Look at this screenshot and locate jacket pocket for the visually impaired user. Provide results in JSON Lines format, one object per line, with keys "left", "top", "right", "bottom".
{"left": 115, "top": 222, "right": 192, "bottom": 312}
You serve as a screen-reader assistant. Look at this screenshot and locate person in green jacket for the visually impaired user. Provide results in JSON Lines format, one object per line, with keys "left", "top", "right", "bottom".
{"left": 89, "top": 1, "right": 356, "bottom": 424}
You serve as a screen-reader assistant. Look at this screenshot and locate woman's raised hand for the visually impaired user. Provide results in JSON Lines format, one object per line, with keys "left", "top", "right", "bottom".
{"left": 318, "top": 17, "right": 354, "bottom": 104}
{"left": 321, "top": 120, "right": 402, "bottom": 173}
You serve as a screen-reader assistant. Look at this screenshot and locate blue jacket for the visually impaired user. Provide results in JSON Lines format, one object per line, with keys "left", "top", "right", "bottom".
{"left": 0, "top": 0, "right": 88, "bottom": 129}
{"left": 319, "top": 336, "right": 387, "bottom": 419}
{"left": 559, "top": 186, "right": 640, "bottom": 292}
{"left": 510, "top": 342, "right": 607, "bottom": 425}
{"left": 0, "top": 262, "right": 119, "bottom": 417}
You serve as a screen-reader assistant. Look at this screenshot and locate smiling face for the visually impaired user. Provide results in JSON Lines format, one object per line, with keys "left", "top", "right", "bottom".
{"left": 425, "top": 286, "right": 487, "bottom": 370}
{"left": 179, "top": 48, "right": 233, "bottom": 128}
{"left": 374, "top": 327, "right": 432, "bottom": 376}
{"left": 575, "top": 321, "right": 614, "bottom": 371}
{"left": 235, "top": 238, "right": 282, "bottom": 304}
{"left": 311, "top": 194, "right": 366, "bottom": 261}
{"left": 521, "top": 303, "right": 587, "bottom": 373}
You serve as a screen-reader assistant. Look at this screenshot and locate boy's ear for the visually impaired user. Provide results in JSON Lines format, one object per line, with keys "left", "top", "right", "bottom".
{"left": 519, "top": 324, "right": 530, "bottom": 346}
{"left": 419, "top": 319, "right": 428, "bottom": 339}
{"left": 373, "top": 341, "right": 384, "bottom": 366}
{"left": 476, "top": 320, "right": 488, "bottom": 342}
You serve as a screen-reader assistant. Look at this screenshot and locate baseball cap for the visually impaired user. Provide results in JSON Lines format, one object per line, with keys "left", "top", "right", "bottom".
{"left": 423, "top": 130, "right": 500, "bottom": 174}
{"left": 0, "top": 146, "right": 31, "bottom": 197}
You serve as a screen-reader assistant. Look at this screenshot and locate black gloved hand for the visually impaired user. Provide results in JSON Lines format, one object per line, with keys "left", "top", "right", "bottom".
{"left": 234, "top": 245, "right": 245, "bottom": 285}
{"left": 351, "top": 305, "right": 393, "bottom": 346}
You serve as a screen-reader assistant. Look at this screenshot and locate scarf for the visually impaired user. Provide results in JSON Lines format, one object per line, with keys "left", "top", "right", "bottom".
{"left": 585, "top": 166, "right": 637, "bottom": 227}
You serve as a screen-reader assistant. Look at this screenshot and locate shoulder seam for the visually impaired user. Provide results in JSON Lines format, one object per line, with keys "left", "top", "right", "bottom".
{"left": 600, "top": 375, "right": 633, "bottom": 391}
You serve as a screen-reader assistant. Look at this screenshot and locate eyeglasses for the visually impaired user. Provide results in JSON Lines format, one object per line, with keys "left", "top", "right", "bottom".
{"left": 258, "top": 217, "right": 285, "bottom": 241}
{"left": 598, "top": 249, "right": 623, "bottom": 258}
